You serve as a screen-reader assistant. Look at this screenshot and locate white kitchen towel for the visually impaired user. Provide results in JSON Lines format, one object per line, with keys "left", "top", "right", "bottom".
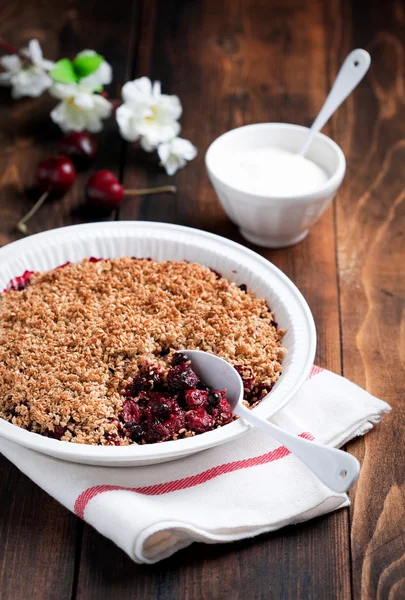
{"left": 0, "top": 366, "right": 391, "bottom": 564}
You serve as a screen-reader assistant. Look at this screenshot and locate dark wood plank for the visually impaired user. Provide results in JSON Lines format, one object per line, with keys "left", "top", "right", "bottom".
{"left": 0, "top": 457, "right": 78, "bottom": 600}
{"left": 0, "top": 0, "right": 136, "bottom": 246}
{"left": 78, "top": 1, "right": 351, "bottom": 598}
{"left": 0, "top": 2, "right": 137, "bottom": 599}
{"left": 76, "top": 513, "right": 350, "bottom": 600}
{"left": 331, "top": 0, "right": 405, "bottom": 597}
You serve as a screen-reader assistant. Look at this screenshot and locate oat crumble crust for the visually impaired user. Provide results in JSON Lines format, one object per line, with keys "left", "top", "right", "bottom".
{"left": 0, "top": 258, "right": 285, "bottom": 445}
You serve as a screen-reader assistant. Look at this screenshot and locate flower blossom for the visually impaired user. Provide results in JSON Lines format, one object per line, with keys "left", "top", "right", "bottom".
{"left": 49, "top": 81, "right": 112, "bottom": 133}
{"left": 116, "top": 76, "right": 182, "bottom": 150}
{"left": 157, "top": 137, "right": 197, "bottom": 175}
{"left": 0, "top": 39, "right": 54, "bottom": 98}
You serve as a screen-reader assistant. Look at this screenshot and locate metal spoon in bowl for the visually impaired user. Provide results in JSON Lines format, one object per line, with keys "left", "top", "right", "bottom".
{"left": 183, "top": 350, "right": 360, "bottom": 493}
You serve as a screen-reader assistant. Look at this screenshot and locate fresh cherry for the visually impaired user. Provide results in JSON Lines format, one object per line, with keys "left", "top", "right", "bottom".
{"left": 58, "top": 132, "right": 98, "bottom": 169}
{"left": 85, "top": 169, "right": 177, "bottom": 211}
{"left": 86, "top": 170, "right": 124, "bottom": 210}
{"left": 36, "top": 156, "right": 76, "bottom": 195}
{"left": 17, "top": 156, "right": 76, "bottom": 235}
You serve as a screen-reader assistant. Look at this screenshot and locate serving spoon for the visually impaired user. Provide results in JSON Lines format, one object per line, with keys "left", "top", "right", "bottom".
{"left": 299, "top": 48, "right": 371, "bottom": 157}
{"left": 183, "top": 350, "right": 360, "bottom": 493}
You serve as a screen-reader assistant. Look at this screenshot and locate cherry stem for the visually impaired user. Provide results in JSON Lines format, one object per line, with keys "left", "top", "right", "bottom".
{"left": 124, "top": 185, "right": 177, "bottom": 196}
{"left": 0, "top": 37, "right": 19, "bottom": 56}
{"left": 0, "top": 36, "right": 29, "bottom": 65}
{"left": 17, "top": 191, "right": 49, "bottom": 235}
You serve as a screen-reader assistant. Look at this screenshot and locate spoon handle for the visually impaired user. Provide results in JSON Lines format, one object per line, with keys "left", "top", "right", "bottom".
{"left": 299, "top": 49, "right": 371, "bottom": 156}
{"left": 235, "top": 404, "right": 360, "bottom": 493}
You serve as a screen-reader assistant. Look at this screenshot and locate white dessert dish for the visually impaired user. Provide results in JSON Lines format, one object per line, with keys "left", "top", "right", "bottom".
{"left": 0, "top": 221, "right": 316, "bottom": 466}
{"left": 205, "top": 122, "right": 346, "bottom": 248}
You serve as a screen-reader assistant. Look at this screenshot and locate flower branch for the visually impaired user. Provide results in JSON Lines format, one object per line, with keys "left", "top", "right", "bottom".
{"left": 0, "top": 38, "right": 197, "bottom": 175}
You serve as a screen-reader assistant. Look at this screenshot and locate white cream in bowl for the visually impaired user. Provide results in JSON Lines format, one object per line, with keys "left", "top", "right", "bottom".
{"left": 218, "top": 146, "right": 330, "bottom": 197}
{"left": 206, "top": 123, "right": 346, "bottom": 248}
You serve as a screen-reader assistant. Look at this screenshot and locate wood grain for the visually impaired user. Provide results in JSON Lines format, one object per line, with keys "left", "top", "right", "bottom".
{"left": 331, "top": 0, "right": 405, "bottom": 597}
{"left": 0, "top": 0, "right": 136, "bottom": 245}
{"left": 77, "top": 1, "right": 350, "bottom": 598}
{"left": 0, "top": 0, "right": 404, "bottom": 598}
{"left": 0, "top": 458, "right": 78, "bottom": 600}
{"left": 0, "top": 1, "right": 136, "bottom": 599}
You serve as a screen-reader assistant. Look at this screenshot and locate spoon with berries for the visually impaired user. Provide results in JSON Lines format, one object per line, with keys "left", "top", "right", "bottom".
{"left": 183, "top": 350, "right": 360, "bottom": 493}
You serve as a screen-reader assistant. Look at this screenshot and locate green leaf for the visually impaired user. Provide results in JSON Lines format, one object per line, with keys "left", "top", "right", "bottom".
{"left": 49, "top": 58, "right": 78, "bottom": 84}
{"left": 73, "top": 54, "right": 103, "bottom": 78}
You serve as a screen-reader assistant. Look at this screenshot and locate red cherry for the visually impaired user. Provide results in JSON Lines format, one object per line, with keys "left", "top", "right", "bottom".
{"left": 58, "top": 132, "right": 98, "bottom": 169}
{"left": 36, "top": 156, "right": 76, "bottom": 196}
{"left": 85, "top": 170, "right": 124, "bottom": 210}
{"left": 17, "top": 156, "right": 76, "bottom": 234}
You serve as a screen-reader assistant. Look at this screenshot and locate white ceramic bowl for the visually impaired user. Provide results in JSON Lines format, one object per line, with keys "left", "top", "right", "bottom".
{"left": 206, "top": 123, "right": 346, "bottom": 248}
{"left": 0, "top": 221, "right": 316, "bottom": 465}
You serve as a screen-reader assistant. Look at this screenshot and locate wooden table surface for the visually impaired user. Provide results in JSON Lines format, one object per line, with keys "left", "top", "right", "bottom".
{"left": 0, "top": 1, "right": 404, "bottom": 598}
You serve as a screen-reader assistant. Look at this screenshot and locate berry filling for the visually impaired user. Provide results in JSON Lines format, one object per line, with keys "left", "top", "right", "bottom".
{"left": 1, "top": 260, "right": 284, "bottom": 446}
{"left": 118, "top": 355, "right": 233, "bottom": 444}
{"left": 167, "top": 361, "right": 201, "bottom": 391}
{"left": 5, "top": 270, "right": 35, "bottom": 292}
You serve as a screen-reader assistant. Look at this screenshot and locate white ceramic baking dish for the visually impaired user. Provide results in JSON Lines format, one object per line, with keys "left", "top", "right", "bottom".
{"left": 0, "top": 221, "right": 316, "bottom": 465}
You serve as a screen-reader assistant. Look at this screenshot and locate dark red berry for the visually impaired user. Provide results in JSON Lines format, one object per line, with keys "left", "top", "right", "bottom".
{"left": 185, "top": 389, "right": 209, "bottom": 410}
{"left": 149, "top": 395, "right": 172, "bottom": 421}
{"left": 163, "top": 411, "right": 185, "bottom": 435}
{"left": 186, "top": 408, "right": 215, "bottom": 433}
{"left": 124, "top": 422, "right": 143, "bottom": 442}
{"left": 127, "top": 376, "right": 152, "bottom": 396}
{"left": 197, "top": 382, "right": 211, "bottom": 392}
{"left": 239, "top": 284, "right": 247, "bottom": 292}
{"left": 208, "top": 391, "right": 222, "bottom": 408}
{"left": 167, "top": 362, "right": 200, "bottom": 391}
{"left": 210, "top": 398, "right": 233, "bottom": 424}
{"left": 58, "top": 132, "right": 97, "bottom": 169}
{"left": 6, "top": 270, "right": 35, "bottom": 292}
{"left": 36, "top": 156, "right": 76, "bottom": 196}
{"left": 121, "top": 399, "right": 141, "bottom": 423}
{"left": 144, "top": 394, "right": 178, "bottom": 421}
{"left": 142, "top": 420, "right": 170, "bottom": 443}
{"left": 85, "top": 170, "right": 124, "bottom": 210}
{"left": 47, "top": 424, "right": 66, "bottom": 440}
{"left": 172, "top": 352, "right": 189, "bottom": 366}
{"left": 147, "top": 368, "right": 165, "bottom": 389}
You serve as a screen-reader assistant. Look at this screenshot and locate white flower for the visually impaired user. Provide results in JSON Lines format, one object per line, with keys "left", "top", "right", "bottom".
{"left": 0, "top": 39, "right": 54, "bottom": 99}
{"left": 49, "top": 82, "right": 112, "bottom": 133}
{"left": 21, "top": 39, "right": 54, "bottom": 71}
{"left": 0, "top": 55, "right": 22, "bottom": 85}
{"left": 75, "top": 49, "right": 112, "bottom": 90}
{"left": 116, "top": 76, "right": 182, "bottom": 149}
{"left": 157, "top": 137, "right": 197, "bottom": 175}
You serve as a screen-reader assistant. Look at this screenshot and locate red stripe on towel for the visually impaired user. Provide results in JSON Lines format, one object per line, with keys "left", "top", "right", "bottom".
{"left": 74, "top": 432, "right": 315, "bottom": 519}
{"left": 309, "top": 365, "right": 324, "bottom": 378}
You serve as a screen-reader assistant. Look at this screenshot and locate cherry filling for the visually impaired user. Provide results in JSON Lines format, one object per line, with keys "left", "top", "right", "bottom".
{"left": 5, "top": 270, "right": 35, "bottom": 292}
{"left": 3, "top": 263, "right": 279, "bottom": 445}
{"left": 119, "top": 354, "right": 233, "bottom": 444}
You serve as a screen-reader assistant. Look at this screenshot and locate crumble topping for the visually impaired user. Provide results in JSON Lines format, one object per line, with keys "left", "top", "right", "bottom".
{"left": 0, "top": 258, "right": 285, "bottom": 445}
